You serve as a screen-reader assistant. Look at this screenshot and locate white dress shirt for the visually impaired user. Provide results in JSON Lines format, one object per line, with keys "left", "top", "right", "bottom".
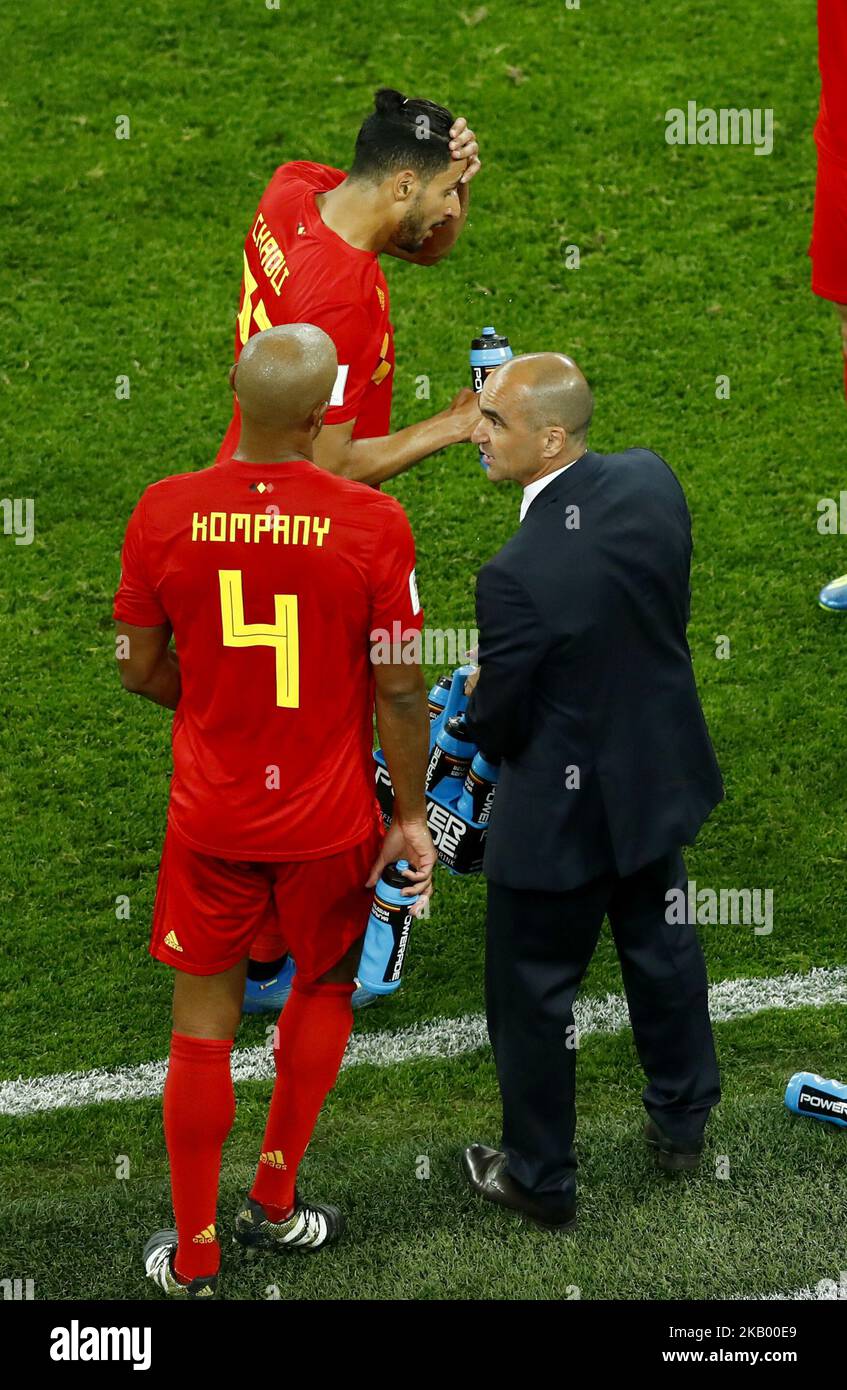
{"left": 519, "top": 453, "right": 586, "bottom": 523}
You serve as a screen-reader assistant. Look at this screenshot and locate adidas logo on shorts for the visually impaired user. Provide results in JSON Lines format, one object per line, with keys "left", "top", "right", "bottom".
{"left": 164, "top": 931, "right": 183, "bottom": 952}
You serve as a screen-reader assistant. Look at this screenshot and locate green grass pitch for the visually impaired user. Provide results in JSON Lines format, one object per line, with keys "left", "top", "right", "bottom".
{"left": 1, "top": 0, "right": 846, "bottom": 1300}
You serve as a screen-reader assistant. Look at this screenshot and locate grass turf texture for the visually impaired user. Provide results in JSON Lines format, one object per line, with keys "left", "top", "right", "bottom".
{"left": 1, "top": 0, "right": 845, "bottom": 1298}
{"left": 1, "top": 1008, "right": 845, "bottom": 1301}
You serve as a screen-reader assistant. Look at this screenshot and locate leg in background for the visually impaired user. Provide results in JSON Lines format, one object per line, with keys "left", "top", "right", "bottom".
{"left": 608, "top": 851, "right": 721, "bottom": 1146}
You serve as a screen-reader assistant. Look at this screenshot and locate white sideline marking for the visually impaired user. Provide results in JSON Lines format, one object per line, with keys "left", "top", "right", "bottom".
{"left": 742, "top": 1278, "right": 847, "bottom": 1300}
{"left": 1, "top": 965, "right": 845, "bottom": 1119}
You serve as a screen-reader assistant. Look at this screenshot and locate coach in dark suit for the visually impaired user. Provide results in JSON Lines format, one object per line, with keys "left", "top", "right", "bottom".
{"left": 460, "top": 352, "right": 723, "bottom": 1232}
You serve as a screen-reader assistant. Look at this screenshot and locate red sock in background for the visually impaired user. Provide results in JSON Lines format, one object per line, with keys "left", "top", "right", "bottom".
{"left": 250, "top": 980, "right": 354, "bottom": 1222}
{"left": 163, "top": 1032, "right": 235, "bottom": 1281}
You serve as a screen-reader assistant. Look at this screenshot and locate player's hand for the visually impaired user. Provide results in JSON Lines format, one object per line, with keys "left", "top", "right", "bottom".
{"left": 366, "top": 814, "right": 436, "bottom": 917}
{"left": 449, "top": 117, "right": 481, "bottom": 182}
{"left": 444, "top": 387, "right": 482, "bottom": 442}
{"left": 464, "top": 665, "right": 481, "bottom": 697}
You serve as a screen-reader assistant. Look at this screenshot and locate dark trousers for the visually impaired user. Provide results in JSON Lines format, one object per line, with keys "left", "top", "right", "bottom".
{"left": 485, "top": 850, "right": 721, "bottom": 1204}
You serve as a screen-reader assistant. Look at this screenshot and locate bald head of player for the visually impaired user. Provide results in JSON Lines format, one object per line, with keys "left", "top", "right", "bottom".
{"left": 471, "top": 353, "right": 595, "bottom": 488}
{"left": 229, "top": 323, "right": 338, "bottom": 463}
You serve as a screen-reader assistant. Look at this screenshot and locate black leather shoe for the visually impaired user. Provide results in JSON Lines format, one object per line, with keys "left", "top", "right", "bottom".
{"left": 461, "top": 1144, "right": 577, "bottom": 1232}
{"left": 644, "top": 1118, "right": 704, "bottom": 1172}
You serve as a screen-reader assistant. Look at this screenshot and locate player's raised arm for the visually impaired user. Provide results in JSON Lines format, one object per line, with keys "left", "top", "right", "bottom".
{"left": 313, "top": 388, "right": 481, "bottom": 484}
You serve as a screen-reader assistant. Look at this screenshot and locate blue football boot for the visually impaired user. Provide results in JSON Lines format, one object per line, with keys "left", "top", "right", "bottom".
{"left": 242, "top": 955, "right": 296, "bottom": 1015}
{"left": 242, "top": 956, "right": 377, "bottom": 1013}
{"left": 819, "top": 573, "right": 847, "bottom": 611}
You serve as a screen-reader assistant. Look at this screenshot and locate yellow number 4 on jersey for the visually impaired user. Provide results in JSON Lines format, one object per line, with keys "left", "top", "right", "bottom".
{"left": 218, "top": 569, "right": 299, "bottom": 708}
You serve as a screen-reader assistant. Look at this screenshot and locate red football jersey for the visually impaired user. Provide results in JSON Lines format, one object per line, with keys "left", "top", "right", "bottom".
{"left": 113, "top": 456, "right": 423, "bottom": 860}
{"left": 816, "top": 0, "right": 847, "bottom": 164}
{"left": 216, "top": 162, "right": 395, "bottom": 466}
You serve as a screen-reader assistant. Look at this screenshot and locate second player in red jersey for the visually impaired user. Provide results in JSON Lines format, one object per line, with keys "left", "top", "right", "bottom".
{"left": 220, "top": 159, "right": 397, "bottom": 451}
{"left": 216, "top": 88, "right": 484, "bottom": 486}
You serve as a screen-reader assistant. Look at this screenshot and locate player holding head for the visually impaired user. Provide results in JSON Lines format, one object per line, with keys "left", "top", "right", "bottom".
{"left": 114, "top": 325, "right": 435, "bottom": 1298}
{"left": 225, "top": 87, "right": 482, "bottom": 1009}
{"left": 216, "top": 86, "right": 483, "bottom": 488}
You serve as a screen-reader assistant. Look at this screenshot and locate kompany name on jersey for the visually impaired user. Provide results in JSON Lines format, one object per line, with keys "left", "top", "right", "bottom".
{"left": 191, "top": 511, "right": 331, "bottom": 547}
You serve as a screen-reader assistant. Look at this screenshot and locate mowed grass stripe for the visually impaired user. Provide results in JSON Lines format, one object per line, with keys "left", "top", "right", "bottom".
{"left": 3, "top": 964, "right": 844, "bottom": 1118}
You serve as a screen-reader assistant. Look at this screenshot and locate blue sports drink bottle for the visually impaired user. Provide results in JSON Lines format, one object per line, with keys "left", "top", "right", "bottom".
{"left": 457, "top": 751, "right": 500, "bottom": 825}
{"left": 470, "top": 327, "right": 513, "bottom": 467}
{"left": 424, "top": 713, "right": 477, "bottom": 795}
{"left": 442, "top": 664, "right": 476, "bottom": 722}
{"left": 357, "top": 861, "right": 419, "bottom": 996}
{"left": 426, "top": 674, "right": 452, "bottom": 724}
{"left": 784, "top": 1071, "right": 847, "bottom": 1128}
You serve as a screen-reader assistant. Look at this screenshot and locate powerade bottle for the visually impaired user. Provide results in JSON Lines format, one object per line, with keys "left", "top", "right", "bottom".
{"left": 425, "top": 713, "right": 477, "bottom": 795}
{"left": 427, "top": 675, "right": 452, "bottom": 724}
{"left": 784, "top": 1071, "right": 847, "bottom": 1128}
{"left": 357, "top": 861, "right": 419, "bottom": 996}
{"left": 442, "top": 664, "right": 476, "bottom": 723}
{"left": 470, "top": 327, "right": 513, "bottom": 467}
{"left": 457, "top": 751, "right": 500, "bottom": 825}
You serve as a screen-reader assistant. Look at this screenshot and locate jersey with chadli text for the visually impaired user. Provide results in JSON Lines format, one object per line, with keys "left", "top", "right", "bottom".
{"left": 216, "top": 161, "right": 395, "bottom": 466}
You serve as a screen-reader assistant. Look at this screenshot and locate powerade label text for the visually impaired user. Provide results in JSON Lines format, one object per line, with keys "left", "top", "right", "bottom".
{"left": 371, "top": 894, "right": 412, "bottom": 985}
{"left": 799, "top": 1087, "right": 847, "bottom": 1118}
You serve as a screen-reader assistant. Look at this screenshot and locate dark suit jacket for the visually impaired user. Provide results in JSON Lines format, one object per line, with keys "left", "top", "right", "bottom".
{"left": 463, "top": 448, "right": 723, "bottom": 892}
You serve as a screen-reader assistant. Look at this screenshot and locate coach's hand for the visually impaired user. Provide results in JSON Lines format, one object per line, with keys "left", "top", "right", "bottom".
{"left": 366, "top": 814, "right": 436, "bottom": 917}
{"left": 449, "top": 117, "right": 481, "bottom": 182}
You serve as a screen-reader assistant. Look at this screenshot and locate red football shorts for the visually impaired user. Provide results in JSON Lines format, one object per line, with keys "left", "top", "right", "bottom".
{"left": 150, "top": 811, "right": 385, "bottom": 982}
{"left": 809, "top": 147, "right": 847, "bottom": 304}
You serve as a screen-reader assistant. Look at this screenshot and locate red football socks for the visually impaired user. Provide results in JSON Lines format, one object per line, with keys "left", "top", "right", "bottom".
{"left": 163, "top": 1032, "right": 236, "bottom": 1281}
{"left": 250, "top": 980, "right": 355, "bottom": 1222}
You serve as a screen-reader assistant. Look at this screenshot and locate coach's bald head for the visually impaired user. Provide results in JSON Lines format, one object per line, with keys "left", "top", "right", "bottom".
{"left": 230, "top": 324, "right": 338, "bottom": 461}
{"left": 472, "top": 352, "right": 594, "bottom": 487}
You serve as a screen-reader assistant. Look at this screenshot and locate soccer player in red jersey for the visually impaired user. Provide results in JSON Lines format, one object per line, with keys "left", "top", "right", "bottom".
{"left": 114, "top": 325, "right": 435, "bottom": 1298}
{"left": 811, "top": 1, "right": 847, "bottom": 610}
{"left": 216, "top": 86, "right": 484, "bottom": 486}
{"left": 227, "top": 87, "right": 482, "bottom": 1002}
{"left": 810, "top": 0, "right": 847, "bottom": 395}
